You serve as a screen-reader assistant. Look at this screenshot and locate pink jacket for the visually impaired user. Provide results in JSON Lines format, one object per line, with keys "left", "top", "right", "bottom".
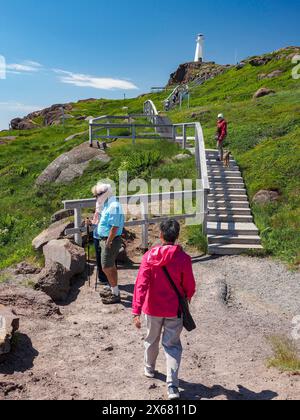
{"left": 132, "top": 245, "right": 196, "bottom": 318}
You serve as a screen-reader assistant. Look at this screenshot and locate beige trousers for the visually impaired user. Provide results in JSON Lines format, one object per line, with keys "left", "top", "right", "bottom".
{"left": 144, "top": 315, "right": 184, "bottom": 388}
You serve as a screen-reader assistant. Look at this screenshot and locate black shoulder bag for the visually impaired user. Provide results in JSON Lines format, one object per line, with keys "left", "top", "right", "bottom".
{"left": 163, "top": 267, "right": 196, "bottom": 332}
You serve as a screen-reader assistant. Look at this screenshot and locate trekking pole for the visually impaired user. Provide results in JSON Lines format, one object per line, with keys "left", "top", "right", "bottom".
{"left": 95, "top": 267, "right": 99, "bottom": 292}
{"left": 86, "top": 218, "right": 91, "bottom": 287}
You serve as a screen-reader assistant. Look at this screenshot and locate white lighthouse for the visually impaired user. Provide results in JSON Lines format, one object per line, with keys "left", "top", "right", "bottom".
{"left": 194, "top": 34, "right": 204, "bottom": 63}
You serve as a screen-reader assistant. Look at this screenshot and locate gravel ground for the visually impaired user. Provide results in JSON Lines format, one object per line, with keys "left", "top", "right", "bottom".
{"left": 0, "top": 255, "right": 299, "bottom": 400}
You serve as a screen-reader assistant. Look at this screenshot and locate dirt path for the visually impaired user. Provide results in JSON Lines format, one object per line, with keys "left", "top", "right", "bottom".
{"left": 0, "top": 256, "right": 299, "bottom": 400}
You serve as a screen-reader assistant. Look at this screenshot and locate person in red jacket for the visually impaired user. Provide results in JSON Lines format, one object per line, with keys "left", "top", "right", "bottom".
{"left": 132, "top": 220, "right": 196, "bottom": 400}
{"left": 216, "top": 113, "right": 228, "bottom": 162}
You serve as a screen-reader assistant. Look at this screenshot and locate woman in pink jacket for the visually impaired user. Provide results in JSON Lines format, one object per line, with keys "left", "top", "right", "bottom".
{"left": 132, "top": 220, "right": 196, "bottom": 400}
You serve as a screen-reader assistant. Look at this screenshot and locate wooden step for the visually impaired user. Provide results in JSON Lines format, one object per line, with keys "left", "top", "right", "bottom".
{"left": 208, "top": 243, "right": 264, "bottom": 256}
{"left": 211, "top": 188, "right": 247, "bottom": 194}
{"left": 208, "top": 170, "right": 242, "bottom": 177}
{"left": 207, "top": 222, "right": 259, "bottom": 236}
{"left": 207, "top": 214, "right": 254, "bottom": 223}
{"left": 208, "top": 235, "right": 262, "bottom": 245}
{"left": 208, "top": 200, "right": 250, "bottom": 209}
{"left": 210, "top": 183, "right": 245, "bottom": 190}
{"left": 208, "top": 194, "right": 249, "bottom": 201}
{"left": 208, "top": 207, "right": 252, "bottom": 215}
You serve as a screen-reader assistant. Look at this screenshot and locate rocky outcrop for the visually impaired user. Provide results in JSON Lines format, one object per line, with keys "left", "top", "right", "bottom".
{"left": 249, "top": 57, "right": 272, "bottom": 67}
{"left": 258, "top": 70, "right": 283, "bottom": 80}
{"left": 0, "top": 305, "right": 20, "bottom": 357}
{"left": 32, "top": 219, "right": 74, "bottom": 251}
{"left": 35, "top": 239, "right": 86, "bottom": 302}
{"left": 10, "top": 118, "right": 37, "bottom": 130}
{"left": 43, "top": 239, "right": 86, "bottom": 276}
{"left": 36, "top": 142, "right": 110, "bottom": 186}
{"left": 0, "top": 136, "right": 18, "bottom": 145}
{"left": 35, "top": 262, "right": 73, "bottom": 302}
{"left": 174, "top": 154, "right": 192, "bottom": 161}
{"left": 10, "top": 103, "right": 74, "bottom": 130}
{"left": 0, "top": 285, "right": 61, "bottom": 318}
{"left": 253, "top": 88, "right": 275, "bottom": 99}
{"left": 253, "top": 190, "right": 280, "bottom": 205}
{"left": 167, "top": 61, "right": 229, "bottom": 86}
{"left": 51, "top": 209, "right": 74, "bottom": 223}
{"left": 13, "top": 262, "right": 41, "bottom": 276}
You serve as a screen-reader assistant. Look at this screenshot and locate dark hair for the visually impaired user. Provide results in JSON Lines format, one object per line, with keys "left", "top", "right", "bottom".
{"left": 160, "top": 220, "right": 180, "bottom": 244}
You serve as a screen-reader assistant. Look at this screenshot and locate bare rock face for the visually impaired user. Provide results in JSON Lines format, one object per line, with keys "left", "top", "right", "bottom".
{"left": 258, "top": 70, "right": 283, "bottom": 80}
{"left": 51, "top": 209, "right": 74, "bottom": 223}
{"left": 0, "top": 285, "right": 61, "bottom": 318}
{"left": 35, "top": 262, "right": 72, "bottom": 302}
{"left": 14, "top": 262, "right": 41, "bottom": 276}
{"left": 0, "top": 305, "right": 20, "bottom": 357}
{"left": 167, "top": 61, "right": 229, "bottom": 86}
{"left": 253, "top": 88, "right": 275, "bottom": 99}
{"left": 43, "top": 239, "right": 86, "bottom": 276}
{"left": 35, "top": 142, "right": 110, "bottom": 186}
{"left": 35, "top": 239, "right": 86, "bottom": 302}
{"left": 32, "top": 219, "right": 74, "bottom": 251}
{"left": 10, "top": 103, "right": 74, "bottom": 130}
{"left": 249, "top": 56, "right": 272, "bottom": 67}
{"left": 253, "top": 190, "right": 280, "bottom": 205}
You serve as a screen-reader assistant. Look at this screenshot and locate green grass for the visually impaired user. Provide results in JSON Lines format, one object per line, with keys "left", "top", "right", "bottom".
{"left": 268, "top": 336, "right": 300, "bottom": 373}
{"left": 0, "top": 47, "right": 299, "bottom": 268}
{"left": 183, "top": 225, "right": 208, "bottom": 255}
{"left": 168, "top": 50, "right": 300, "bottom": 267}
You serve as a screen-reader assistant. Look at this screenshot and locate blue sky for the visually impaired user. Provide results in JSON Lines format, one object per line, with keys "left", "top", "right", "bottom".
{"left": 0, "top": 0, "right": 299, "bottom": 129}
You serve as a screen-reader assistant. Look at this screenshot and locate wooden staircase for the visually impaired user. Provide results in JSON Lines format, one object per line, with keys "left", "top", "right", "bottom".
{"left": 206, "top": 150, "right": 263, "bottom": 256}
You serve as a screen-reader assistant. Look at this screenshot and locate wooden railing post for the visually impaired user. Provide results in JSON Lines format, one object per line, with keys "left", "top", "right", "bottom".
{"left": 74, "top": 207, "right": 82, "bottom": 247}
{"left": 172, "top": 125, "right": 176, "bottom": 142}
{"left": 141, "top": 199, "right": 149, "bottom": 251}
{"left": 183, "top": 124, "right": 187, "bottom": 149}
{"left": 132, "top": 125, "right": 136, "bottom": 145}
{"left": 89, "top": 123, "right": 93, "bottom": 147}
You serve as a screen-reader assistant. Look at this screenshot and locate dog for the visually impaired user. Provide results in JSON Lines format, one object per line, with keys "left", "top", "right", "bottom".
{"left": 223, "top": 151, "right": 231, "bottom": 168}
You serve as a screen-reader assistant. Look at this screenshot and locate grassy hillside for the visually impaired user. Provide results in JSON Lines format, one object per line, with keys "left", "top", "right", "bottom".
{"left": 169, "top": 48, "right": 300, "bottom": 266}
{"left": 0, "top": 47, "right": 299, "bottom": 268}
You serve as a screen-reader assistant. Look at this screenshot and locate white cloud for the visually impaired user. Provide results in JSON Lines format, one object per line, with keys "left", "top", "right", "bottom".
{"left": 0, "top": 101, "right": 41, "bottom": 112}
{"left": 6, "top": 60, "right": 43, "bottom": 73}
{"left": 54, "top": 69, "right": 138, "bottom": 90}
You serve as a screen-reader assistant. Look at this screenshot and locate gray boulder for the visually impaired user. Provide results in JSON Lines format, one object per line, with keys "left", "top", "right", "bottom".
{"left": 43, "top": 239, "right": 86, "bottom": 276}
{"left": 32, "top": 219, "right": 74, "bottom": 251}
{"left": 51, "top": 209, "right": 74, "bottom": 223}
{"left": 36, "top": 142, "right": 110, "bottom": 186}
{"left": 253, "top": 88, "right": 275, "bottom": 99}
{"left": 174, "top": 154, "right": 192, "bottom": 161}
{"left": 0, "top": 305, "right": 20, "bottom": 357}
{"left": 253, "top": 190, "right": 280, "bottom": 205}
{"left": 0, "top": 284, "right": 61, "bottom": 318}
{"left": 35, "top": 262, "right": 72, "bottom": 302}
{"left": 258, "top": 70, "right": 283, "bottom": 80}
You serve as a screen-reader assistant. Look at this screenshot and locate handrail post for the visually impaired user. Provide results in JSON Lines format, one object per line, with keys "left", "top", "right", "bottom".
{"left": 202, "top": 189, "right": 209, "bottom": 235}
{"left": 183, "top": 124, "right": 187, "bottom": 149}
{"left": 74, "top": 207, "right": 82, "bottom": 247}
{"left": 89, "top": 123, "right": 93, "bottom": 147}
{"left": 132, "top": 125, "right": 136, "bottom": 145}
{"left": 172, "top": 125, "right": 176, "bottom": 142}
{"left": 141, "top": 198, "right": 149, "bottom": 251}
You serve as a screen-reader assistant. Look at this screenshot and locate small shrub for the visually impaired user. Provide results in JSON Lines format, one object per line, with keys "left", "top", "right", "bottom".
{"left": 267, "top": 335, "right": 300, "bottom": 373}
{"left": 185, "top": 225, "right": 208, "bottom": 254}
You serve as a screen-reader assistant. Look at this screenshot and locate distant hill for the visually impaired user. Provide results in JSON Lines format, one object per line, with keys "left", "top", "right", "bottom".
{"left": 0, "top": 46, "right": 299, "bottom": 268}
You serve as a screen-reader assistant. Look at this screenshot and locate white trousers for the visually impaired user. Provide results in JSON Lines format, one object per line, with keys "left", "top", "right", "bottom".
{"left": 144, "top": 315, "right": 184, "bottom": 388}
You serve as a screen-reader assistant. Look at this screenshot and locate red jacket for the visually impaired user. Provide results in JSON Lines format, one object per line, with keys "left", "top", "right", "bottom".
{"left": 132, "top": 245, "right": 196, "bottom": 318}
{"left": 217, "top": 119, "right": 228, "bottom": 142}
